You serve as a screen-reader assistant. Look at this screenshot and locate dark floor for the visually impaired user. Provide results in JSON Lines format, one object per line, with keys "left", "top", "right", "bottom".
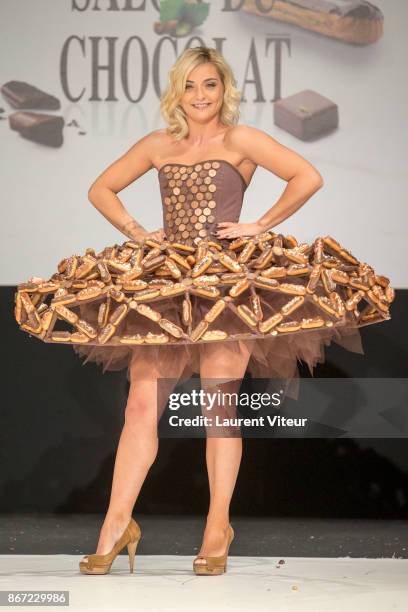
{"left": 1, "top": 514, "right": 407, "bottom": 558}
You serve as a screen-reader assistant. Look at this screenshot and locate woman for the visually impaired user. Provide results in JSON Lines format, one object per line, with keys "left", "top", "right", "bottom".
{"left": 23, "top": 46, "right": 388, "bottom": 575}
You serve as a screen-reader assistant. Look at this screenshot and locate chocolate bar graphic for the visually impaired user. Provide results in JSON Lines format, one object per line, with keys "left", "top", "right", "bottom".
{"left": 274, "top": 90, "right": 338, "bottom": 141}
{"left": 9, "top": 112, "right": 64, "bottom": 148}
{"left": 242, "top": 0, "right": 383, "bottom": 45}
{"left": 1, "top": 80, "right": 61, "bottom": 110}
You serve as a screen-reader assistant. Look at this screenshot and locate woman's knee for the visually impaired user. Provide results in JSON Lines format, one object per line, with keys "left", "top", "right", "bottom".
{"left": 124, "top": 393, "right": 158, "bottom": 430}
{"left": 200, "top": 342, "right": 251, "bottom": 379}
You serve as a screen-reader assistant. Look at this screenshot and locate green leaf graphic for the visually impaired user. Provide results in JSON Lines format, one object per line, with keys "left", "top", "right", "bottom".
{"left": 160, "top": 0, "right": 185, "bottom": 23}
{"left": 182, "top": 2, "right": 210, "bottom": 27}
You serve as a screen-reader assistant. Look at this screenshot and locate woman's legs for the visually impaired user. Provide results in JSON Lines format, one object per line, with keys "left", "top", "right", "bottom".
{"left": 83, "top": 347, "right": 188, "bottom": 557}
{"left": 195, "top": 341, "right": 252, "bottom": 564}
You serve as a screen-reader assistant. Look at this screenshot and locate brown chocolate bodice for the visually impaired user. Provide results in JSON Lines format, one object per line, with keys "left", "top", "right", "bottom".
{"left": 158, "top": 159, "right": 248, "bottom": 247}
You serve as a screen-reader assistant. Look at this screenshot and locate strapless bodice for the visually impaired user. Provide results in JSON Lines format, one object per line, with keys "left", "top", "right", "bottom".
{"left": 158, "top": 159, "right": 247, "bottom": 247}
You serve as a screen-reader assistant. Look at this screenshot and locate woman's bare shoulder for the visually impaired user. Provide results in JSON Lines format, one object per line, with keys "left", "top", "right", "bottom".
{"left": 224, "top": 124, "right": 261, "bottom": 173}
{"left": 225, "top": 123, "right": 270, "bottom": 148}
{"left": 146, "top": 129, "right": 178, "bottom": 164}
{"left": 226, "top": 123, "right": 323, "bottom": 184}
{"left": 147, "top": 128, "right": 173, "bottom": 147}
{"left": 138, "top": 128, "right": 168, "bottom": 150}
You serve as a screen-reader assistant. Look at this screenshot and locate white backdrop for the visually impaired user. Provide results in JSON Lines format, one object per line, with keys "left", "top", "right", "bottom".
{"left": 0, "top": 0, "right": 406, "bottom": 286}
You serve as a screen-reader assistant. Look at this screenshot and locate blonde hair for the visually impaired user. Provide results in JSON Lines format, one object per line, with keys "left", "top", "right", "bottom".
{"left": 160, "top": 46, "right": 242, "bottom": 141}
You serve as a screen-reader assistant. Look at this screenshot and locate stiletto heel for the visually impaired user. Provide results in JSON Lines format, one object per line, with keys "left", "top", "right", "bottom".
{"left": 193, "top": 524, "right": 234, "bottom": 576}
{"left": 127, "top": 538, "right": 139, "bottom": 573}
{"left": 79, "top": 517, "right": 141, "bottom": 575}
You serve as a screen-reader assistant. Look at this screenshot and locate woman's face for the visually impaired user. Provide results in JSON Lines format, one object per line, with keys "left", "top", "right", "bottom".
{"left": 179, "top": 62, "right": 224, "bottom": 124}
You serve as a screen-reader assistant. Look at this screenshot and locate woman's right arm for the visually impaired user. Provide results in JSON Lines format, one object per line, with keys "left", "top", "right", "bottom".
{"left": 87, "top": 130, "right": 162, "bottom": 242}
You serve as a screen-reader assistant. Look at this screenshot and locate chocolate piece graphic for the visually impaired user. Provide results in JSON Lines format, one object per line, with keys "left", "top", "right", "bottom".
{"left": 9, "top": 112, "right": 64, "bottom": 147}
{"left": 274, "top": 90, "right": 338, "bottom": 141}
{"left": 242, "top": 0, "right": 383, "bottom": 45}
{"left": 1, "top": 80, "right": 61, "bottom": 110}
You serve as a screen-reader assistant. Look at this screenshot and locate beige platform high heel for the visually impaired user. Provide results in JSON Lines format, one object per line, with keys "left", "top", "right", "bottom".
{"left": 79, "top": 517, "right": 141, "bottom": 575}
{"left": 193, "top": 524, "right": 234, "bottom": 576}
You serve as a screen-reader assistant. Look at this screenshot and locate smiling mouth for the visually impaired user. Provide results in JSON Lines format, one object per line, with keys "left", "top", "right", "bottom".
{"left": 193, "top": 103, "right": 211, "bottom": 108}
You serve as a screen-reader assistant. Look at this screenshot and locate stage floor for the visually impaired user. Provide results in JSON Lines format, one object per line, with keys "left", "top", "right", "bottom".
{"left": 1, "top": 515, "right": 407, "bottom": 610}
{"left": 1, "top": 554, "right": 407, "bottom": 611}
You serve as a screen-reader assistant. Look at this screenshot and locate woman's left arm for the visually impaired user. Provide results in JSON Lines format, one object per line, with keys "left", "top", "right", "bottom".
{"left": 216, "top": 125, "right": 323, "bottom": 239}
